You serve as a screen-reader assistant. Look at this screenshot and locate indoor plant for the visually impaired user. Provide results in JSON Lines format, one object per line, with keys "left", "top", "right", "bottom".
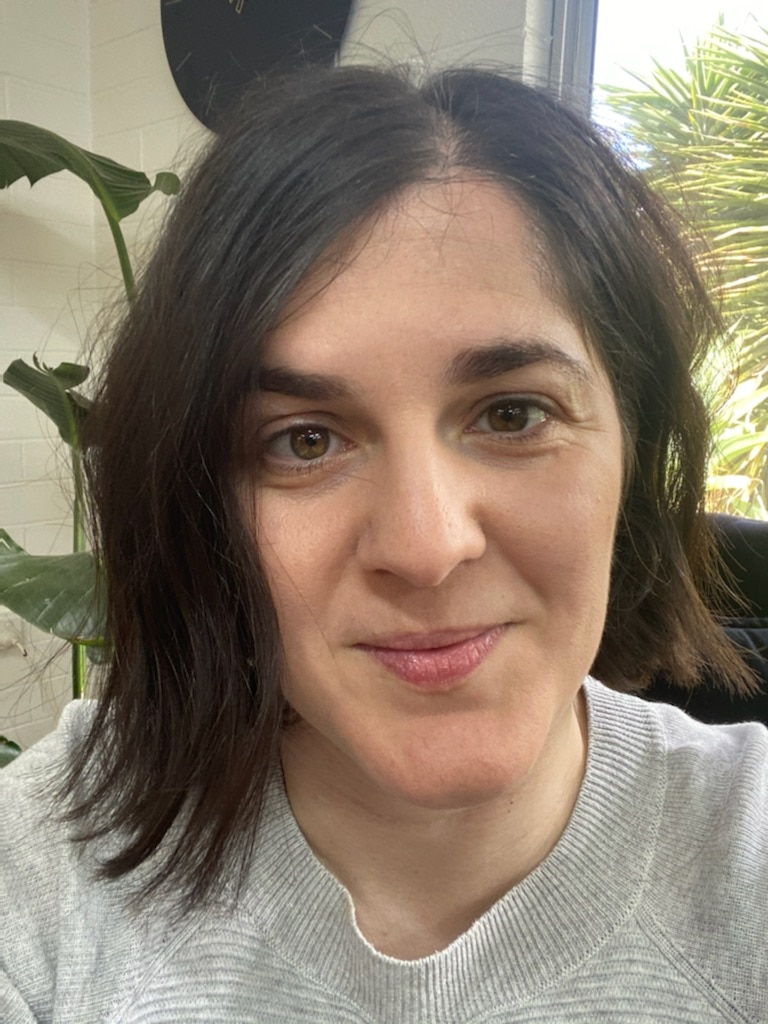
{"left": 0, "top": 122, "right": 180, "bottom": 756}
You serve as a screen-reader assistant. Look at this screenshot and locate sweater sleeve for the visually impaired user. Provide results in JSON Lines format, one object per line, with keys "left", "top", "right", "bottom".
{"left": 0, "top": 703, "right": 95, "bottom": 1024}
{"left": 643, "top": 704, "right": 768, "bottom": 1021}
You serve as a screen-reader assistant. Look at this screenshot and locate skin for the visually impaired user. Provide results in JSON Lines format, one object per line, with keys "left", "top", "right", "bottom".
{"left": 244, "top": 178, "right": 625, "bottom": 959}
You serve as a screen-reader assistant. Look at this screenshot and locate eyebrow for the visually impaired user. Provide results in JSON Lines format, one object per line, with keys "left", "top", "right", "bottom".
{"left": 446, "top": 339, "right": 595, "bottom": 387}
{"left": 257, "top": 367, "right": 358, "bottom": 400}
{"left": 257, "top": 338, "right": 595, "bottom": 399}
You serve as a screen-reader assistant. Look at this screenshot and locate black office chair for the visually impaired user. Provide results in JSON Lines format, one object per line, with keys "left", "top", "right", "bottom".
{"left": 643, "top": 514, "right": 768, "bottom": 726}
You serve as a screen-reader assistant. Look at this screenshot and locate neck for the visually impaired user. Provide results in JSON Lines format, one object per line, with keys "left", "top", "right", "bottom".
{"left": 280, "top": 691, "right": 588, "bottom": 960}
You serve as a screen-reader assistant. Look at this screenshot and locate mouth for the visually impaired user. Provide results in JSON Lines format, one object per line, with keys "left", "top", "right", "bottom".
{"left": 356, "top": 625, "right": 508, "bottom": 689}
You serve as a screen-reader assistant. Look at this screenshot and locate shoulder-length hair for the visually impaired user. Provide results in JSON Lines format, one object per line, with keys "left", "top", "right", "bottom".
{"left": 65, "top": 64, "right": 752, "bottom": 908}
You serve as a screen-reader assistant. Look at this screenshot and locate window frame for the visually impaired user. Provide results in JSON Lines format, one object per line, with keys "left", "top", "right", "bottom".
{"left": 547, "top": 0, "right": 599, "bottom": 108}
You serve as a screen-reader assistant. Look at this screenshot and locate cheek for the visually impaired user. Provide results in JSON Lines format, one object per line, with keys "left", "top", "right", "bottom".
{"left": 490, "top": 452, "right": 622, "bottom": 608}
{"left": 255, "top": 493, "right": 350, "bottom": 624}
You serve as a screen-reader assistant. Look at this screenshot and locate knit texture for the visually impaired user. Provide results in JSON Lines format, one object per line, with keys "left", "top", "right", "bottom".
{"left": 2, "top": 680, "right": 767, "bottom": 1023}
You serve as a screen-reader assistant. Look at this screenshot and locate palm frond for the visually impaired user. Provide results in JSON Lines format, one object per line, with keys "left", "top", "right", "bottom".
{"left": 602, "top": 23, "right": 768, "bottom": 519}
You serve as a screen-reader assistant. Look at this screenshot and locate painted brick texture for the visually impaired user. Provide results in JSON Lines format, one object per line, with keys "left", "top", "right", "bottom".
{"left": 0, "top": 0, "right": 93, "bottom": 747}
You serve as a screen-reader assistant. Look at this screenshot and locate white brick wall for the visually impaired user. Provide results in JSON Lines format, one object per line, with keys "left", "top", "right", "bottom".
{"left": 90, "top": 0, "right": 206, "bottom": 275}
{"left": 0, "top": 0, "right": 93, "bottom": 748}
{"left": 1, "top": 0, "right": 549, "bottom": 748}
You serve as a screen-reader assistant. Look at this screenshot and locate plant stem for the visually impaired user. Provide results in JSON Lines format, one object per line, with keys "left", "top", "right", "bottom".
{"left": 71, "top": 444, "right": 86, "bottom": 699}
{"left": 72, "top": 642, "right": 87, "bottom": 701}
{"left": 72, "top": 450, "right": 85, "bottom": 555}
{"left": 107, "top": 214, "right": 136, "bottom": 301}
{"left": 69, "top": 212, "right": 134, "bottom": 699}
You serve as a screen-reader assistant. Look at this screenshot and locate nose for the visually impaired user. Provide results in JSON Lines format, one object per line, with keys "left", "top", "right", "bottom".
{"left": 355, "top": 444, "right": 487, "bottom": 587}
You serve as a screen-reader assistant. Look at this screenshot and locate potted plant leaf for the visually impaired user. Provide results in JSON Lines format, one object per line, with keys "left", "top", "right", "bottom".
{"left": 0, "top": 122, "right": 180, "bottom": 756}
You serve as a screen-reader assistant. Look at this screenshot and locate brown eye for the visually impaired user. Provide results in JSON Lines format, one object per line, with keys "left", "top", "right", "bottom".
{"left": 487, "top": 400, "right": 530, "bottom": 432}
{"left": 289, "top": 427, "right": 330, "bottom": 459}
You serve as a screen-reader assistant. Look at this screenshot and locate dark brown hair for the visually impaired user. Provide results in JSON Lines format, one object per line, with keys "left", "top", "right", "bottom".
{"left": 65, "top": 64, "right": 752, "bottom": 908}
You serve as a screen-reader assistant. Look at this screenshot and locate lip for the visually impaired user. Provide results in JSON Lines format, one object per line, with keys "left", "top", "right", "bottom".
{"left": 356, "top": 625, "right": 507, "bottom": 690}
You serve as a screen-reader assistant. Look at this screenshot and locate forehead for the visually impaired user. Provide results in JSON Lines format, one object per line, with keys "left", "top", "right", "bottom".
{"left": 350, "top": 178, "right": 545, "bottom": 280}
{"left": 281, "top": 178, "right": 553, "bottom": 318}
{"left": 263, "top": 177, "right": 596, "bottom": 384}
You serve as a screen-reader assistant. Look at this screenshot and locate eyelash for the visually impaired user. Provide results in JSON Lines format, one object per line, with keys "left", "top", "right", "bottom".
{"left": 260, "top": 423, "right": 352, "bottom": 475}
{"left": 260, "top": 396, "right": 554, "bottom": 476}
{"left": 469, "top": 397, "right": 550, "bottom": 438}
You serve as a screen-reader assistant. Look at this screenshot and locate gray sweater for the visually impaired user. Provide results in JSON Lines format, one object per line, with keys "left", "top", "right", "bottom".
{"left": 2, "top": 680, "right": 767, "bottom": 1023}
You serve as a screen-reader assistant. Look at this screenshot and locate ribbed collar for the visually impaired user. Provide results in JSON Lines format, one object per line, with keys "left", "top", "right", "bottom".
{"left": 239, "top": 680, "right": 666, "bottom": 1022}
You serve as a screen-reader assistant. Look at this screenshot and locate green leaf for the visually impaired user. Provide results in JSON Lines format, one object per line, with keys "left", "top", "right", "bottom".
{"left": 0, "top": 120, "right": 180, "bottom": 224}
{"left": 0, "top": 736, "right": 22, "bottom": 767}
{"left": 0, "top": 530, "right": 104, "bottom": 645}
{"left": 3, "top": 358, "right": 92, "bottom": 447}
{"left": 716, "top": 429, "right": 768, "bottom": 461}
{"left": 601, "top": 23, "right": 768, "bottom": 520}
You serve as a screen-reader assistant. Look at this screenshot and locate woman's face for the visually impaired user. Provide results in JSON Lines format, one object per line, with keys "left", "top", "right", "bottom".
{"left": 247, "top": 179, "right": 624, "bottom": 811}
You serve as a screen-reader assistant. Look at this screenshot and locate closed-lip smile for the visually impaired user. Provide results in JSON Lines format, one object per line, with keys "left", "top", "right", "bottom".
{"left": 356, "top": 624, "right": 508, "bottom": 688}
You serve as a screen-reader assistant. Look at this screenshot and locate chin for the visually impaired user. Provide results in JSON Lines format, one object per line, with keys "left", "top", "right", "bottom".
{"left": 362, "top": 729, "right": 540, "bottom": 812}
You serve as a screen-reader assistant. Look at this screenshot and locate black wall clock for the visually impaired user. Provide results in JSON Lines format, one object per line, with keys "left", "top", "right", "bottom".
{"left": 161, "top": 0, "right": 355, "bottom": 130}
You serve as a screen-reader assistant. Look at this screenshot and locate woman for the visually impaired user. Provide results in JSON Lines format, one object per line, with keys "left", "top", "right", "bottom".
{"left": 2, "top": 66, "right": 766, "bottom": 1022}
